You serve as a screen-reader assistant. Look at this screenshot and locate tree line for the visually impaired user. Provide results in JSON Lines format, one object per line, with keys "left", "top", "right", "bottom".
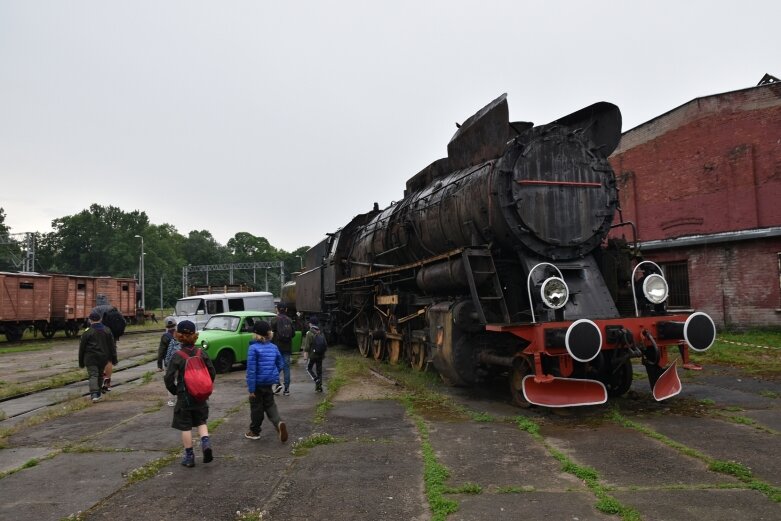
{"left": 0, "top": 205, "right": 309, "bottom": 309}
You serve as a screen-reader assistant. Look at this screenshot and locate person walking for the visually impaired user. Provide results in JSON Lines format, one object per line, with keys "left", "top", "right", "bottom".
{"left": 271, "top": 302, "right": 294, "bottom": 395}
{"left": 164, "top": 320, "right": 216, "bottom": 467}
{"left": 78, "top": 310, "right": 118, "bottom": 403}
{"left": 90, "top": 304, "right": 126, "bottom": 392}
{"left": 245, "top": 320, "right": 288, "bottom": 443}
{"left": 302, "top": 317, "right": 327, "bottom": 393}
{"left": 157, "top": 317, "right": 178, "bottom": 406}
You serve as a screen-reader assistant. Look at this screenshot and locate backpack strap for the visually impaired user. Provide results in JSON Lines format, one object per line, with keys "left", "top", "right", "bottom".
{"left": 177, "top": 349, "right": 189, "bottom": 359}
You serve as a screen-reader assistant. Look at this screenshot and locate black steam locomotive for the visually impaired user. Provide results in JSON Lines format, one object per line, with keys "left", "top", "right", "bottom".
{"left": 294, "top": 94, "right": 716, "bottom": 407}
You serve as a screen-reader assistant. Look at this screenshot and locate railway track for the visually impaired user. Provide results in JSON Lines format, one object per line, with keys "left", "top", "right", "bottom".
{"left": 0, "top": 327, "right": 160, "bottom": 347}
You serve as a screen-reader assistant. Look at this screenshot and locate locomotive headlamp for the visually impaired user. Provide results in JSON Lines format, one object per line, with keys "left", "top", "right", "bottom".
{"left": 642, "top": 274, "right": 669, "bottom": 304}
{"left": 540, "top": 277, "right": 569, "bottom": 309}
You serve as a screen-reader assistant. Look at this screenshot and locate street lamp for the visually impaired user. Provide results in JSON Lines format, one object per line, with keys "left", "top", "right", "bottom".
{"left": 134, "top": 234, "right": 145, "bottom": 310}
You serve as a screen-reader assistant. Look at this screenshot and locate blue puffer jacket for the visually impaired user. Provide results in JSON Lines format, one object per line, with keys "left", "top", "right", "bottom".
{"left": 246, "top": 339, "right": 284, "bottom": 392}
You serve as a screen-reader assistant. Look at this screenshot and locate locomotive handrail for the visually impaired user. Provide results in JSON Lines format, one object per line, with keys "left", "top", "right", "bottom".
{"left": 526, "top": 262, "right": 565, "bottom": 323}
{"left": 336, "top": 247, "right": 467, "bottom": 284}
{"left": 631, "top": 260, "right": 664, "bottom": 317}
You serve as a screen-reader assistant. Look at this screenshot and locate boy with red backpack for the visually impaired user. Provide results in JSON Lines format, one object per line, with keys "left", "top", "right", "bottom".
{"left": 164, "top": 320, "right": 217, "bottom": 467}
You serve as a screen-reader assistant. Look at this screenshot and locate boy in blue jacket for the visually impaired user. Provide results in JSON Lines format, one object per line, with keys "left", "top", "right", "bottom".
{"left": 245, "top": 320, "right": 288, "bottom": 443}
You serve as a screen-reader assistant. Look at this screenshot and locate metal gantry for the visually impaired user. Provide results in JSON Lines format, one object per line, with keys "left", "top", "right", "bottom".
{"left": 0, "top": 232, "right": 35, "bottom": 272}
{"left": 181, "top": 261, "right": 285, "bottom": 297}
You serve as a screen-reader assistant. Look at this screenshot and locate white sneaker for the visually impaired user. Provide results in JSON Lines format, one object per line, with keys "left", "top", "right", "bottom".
{"left": 273, "top": 384, "right": 282, "bottom": 395}
{"left": 167, "top": 399, "right": 176, "bottom": 407}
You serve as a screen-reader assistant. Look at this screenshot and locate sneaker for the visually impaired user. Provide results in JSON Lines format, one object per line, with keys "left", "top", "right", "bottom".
{"left": 316, "top": 386, "right": 323, "bottom": 393}
{"left": 244, "top": 431, "right": 261, "bottom": 440}
{"left": 91, "top": 392, "right": 102, "bottom": 403}
{"left": 202, "top": 439, "right": 213, "bottom": 464}
{"left": 101, "top": 378, "right": 112, "bottom": 392}
{"left": 273, "top": 383, "right": 282, "bottom": 395}
{"left": 167, "top": 399, "right": 176, "bottom": 407}
{"left": 278, "top": 422, "right": 288, "bottom": 443}
{"left": 181, "top": 453, "right": 195, "bottom": 468}
{"left": 283, "top": 387, "right": 290, "bottom": 396}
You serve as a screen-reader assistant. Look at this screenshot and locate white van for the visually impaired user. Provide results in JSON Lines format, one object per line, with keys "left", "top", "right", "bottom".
{"left": 172, "top": 291, "right": 276, "bottom": 330}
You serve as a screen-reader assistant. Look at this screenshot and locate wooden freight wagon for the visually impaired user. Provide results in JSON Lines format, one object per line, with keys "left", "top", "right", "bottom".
{"left": 0, "top": 272, "right": 52, "bottom": 342}
{"left": 47, "top": 274, "right": 99, "bottom": 338}
{"left": 94, "top": 277, "right": 137, "bottom": 321}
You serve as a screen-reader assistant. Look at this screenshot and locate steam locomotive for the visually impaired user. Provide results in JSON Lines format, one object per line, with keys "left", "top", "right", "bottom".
{"left": 293, "top": 94, "right": 716, "bottom": 407}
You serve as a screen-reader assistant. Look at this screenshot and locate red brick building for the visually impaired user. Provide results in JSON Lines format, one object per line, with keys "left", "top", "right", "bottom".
{"left": 609, "top": 76, "right": 781, "bottom": 329}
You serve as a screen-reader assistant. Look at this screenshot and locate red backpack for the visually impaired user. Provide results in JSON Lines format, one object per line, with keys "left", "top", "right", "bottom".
{"left": 177, "top": 349, "right": 214, "bottom": 402}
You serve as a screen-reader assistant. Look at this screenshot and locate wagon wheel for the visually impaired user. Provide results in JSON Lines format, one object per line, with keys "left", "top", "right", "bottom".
{"left": 4, "top": 326, "right": 23, "bottom": 342}
{"left": 41, "top": 325, "right": 56, "bottom": 339}
{"left": 409, "top": 339, "right": 427, "bottom": 371}
{"left": 509, "top": 356, "right": 534, "bottom": 408}
{"left": 605, "top": 359, "right": 633, "bottom": 397}
{"left": 64, "top": 324, "right": 80, "bottom": 338}
{"left": 354, "top": 313, "right": 371, "bottom": 358}
{"left": 369, "top": 313, "right": 386, "bottom": 361}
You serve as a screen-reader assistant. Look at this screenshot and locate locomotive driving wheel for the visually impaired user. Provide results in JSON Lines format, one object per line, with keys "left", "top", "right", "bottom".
{"left": 409, "top": 339, "right": 426, "bottom": 371}
{"left": 369, "top": 313, "right": 386, "bottom": 361}
{"left": 509, "top": 356, "right": 534, "bottom": 408}
{"left": 354, "top": 313, "right": 371, "bottom": 358}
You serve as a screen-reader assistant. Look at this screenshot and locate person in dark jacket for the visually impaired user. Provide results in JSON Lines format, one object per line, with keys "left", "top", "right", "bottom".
{"left": 271, "top": 303, "right": 293, "bottom": 395}
{"left": 301, "top": 317, "right": 326, "bottom": 393}
{"left": 164, "top": 320, "right": 216, "bottom": 467}
{"left": 90, "top": 304, "right": 126, "bottom": 392}
{"left": 78, "top": 310, "right": 118, "bottom": 403}
{"left": 245, "top": 320, "right": 288, "bottom": 443}
{"left": 157, "top": 317, "right": 178, "bottom": 407}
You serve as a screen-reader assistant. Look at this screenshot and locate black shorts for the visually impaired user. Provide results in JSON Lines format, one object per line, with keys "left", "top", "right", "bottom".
{"left": 171, "top": 403, "right": 209, "bottom": 431}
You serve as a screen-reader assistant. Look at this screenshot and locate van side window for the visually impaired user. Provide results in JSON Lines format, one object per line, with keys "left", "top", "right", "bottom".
{"left": 206, "top": 300, "right": 224, "bottom": 315}
{"left": 228, "top": 298, "right": 245, "bottom": 311}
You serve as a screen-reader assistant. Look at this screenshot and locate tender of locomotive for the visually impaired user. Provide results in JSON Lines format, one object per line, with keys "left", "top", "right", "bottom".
{"left": 295, "top": 94, "right": 716, "bottom": 407}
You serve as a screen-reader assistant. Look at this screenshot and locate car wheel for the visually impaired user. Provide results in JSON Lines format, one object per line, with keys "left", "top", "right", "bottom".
{"left": 215, "top": 350, "right": 235, "bottom": 374}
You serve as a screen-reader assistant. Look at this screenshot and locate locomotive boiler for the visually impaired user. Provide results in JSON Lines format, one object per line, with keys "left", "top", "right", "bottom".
{"left": 295, "top": 94, "right": 716, "bottom": 407}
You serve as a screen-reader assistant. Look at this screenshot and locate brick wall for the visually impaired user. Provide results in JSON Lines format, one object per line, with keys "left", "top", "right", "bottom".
{"left": 645, "top": 239, "right": 781, "bottom": 329}
{"left": 609, "top": 82, "right": 781, "bottom": 328}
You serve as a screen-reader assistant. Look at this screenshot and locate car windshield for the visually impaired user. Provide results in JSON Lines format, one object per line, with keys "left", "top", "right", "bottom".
{"left": 175, "top": 299, "right": 202, "bottom": 315}
{"left": 203, "top": 315, "right": 240, "bottom": 331}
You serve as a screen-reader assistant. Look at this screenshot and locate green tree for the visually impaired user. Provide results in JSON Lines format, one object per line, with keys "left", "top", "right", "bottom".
{"left": 183, "top": 230, "right": 230, "bottom": 266}
{"left": 0, "top": 207, "right": 22, "bottom": 271}
{"left": 43, "top": 204, "right": 150, "bottom": 276}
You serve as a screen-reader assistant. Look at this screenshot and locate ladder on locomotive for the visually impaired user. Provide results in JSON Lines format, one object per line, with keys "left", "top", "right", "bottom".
{"left": 461, "top": 248, "right": 510, "bottom": 324}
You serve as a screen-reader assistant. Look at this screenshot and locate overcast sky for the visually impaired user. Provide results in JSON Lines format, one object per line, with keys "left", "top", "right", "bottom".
{"left": 1, "top": 1, "right": 778, "bottom": 253}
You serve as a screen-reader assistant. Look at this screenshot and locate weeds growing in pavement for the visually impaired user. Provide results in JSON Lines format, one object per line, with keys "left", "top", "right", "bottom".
{"left": 291, "top": 432, "right": 339, "bottom": 456}
{"left": 608, "top": 408, "right": 781, "bottom": 503}
{"left": 126, "top": 452, "right": 179, "bottom": 484}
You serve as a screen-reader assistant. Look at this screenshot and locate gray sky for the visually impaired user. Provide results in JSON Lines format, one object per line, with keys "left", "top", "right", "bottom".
{"left": 1, "top": 1, "right": 778, "bottom": 252}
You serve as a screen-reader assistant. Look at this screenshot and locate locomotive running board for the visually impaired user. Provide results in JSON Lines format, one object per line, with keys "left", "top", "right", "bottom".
{"left": 522, "top": 376, "right": 607, "bottom": 407}
{"left": 652, "top": 360, "right": 682, "bottom": 401}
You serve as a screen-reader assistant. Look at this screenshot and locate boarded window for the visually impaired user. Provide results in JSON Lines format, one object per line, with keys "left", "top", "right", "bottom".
{"left": 661, "top": 261, "right": 690, "bottom": 308}
{"left": 77, "top": 283, "right": 86, "bottom": 290}
{"left": 19, "top": 282, "right": 34, "bottom": 290}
